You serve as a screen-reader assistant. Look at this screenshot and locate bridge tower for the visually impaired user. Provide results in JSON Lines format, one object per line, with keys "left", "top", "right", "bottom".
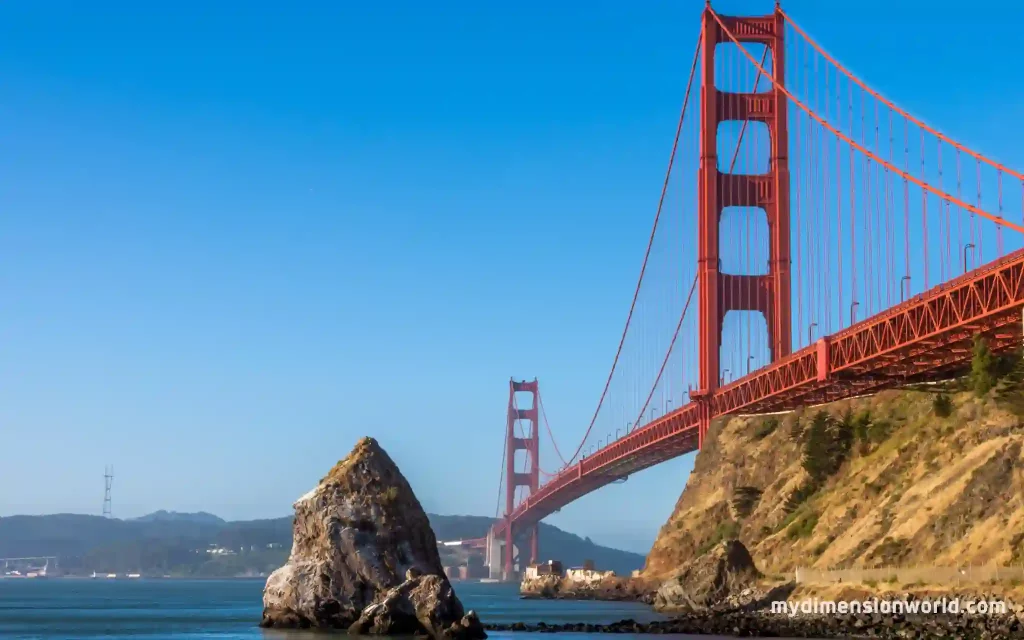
{"left": 694, "top": 4, "right": 791, "bottom": 446}
{"left": 503, "top": 378, "right": 539, "bottom": 579}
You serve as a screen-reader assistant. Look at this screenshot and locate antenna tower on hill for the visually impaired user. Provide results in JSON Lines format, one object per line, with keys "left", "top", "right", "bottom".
{"left": 102, "top": 466, "right": 114, "bottom": 518}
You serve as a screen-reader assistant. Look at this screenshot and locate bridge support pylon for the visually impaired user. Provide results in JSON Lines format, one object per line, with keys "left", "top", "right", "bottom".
{"left": 694, "top": 4, "right": 791, "bottom": 426}
{"left": 485, "top": 527, "right": 520, "bottom": 580}
{"left": 502, "top": 378, "right": 540, "bottom": 579}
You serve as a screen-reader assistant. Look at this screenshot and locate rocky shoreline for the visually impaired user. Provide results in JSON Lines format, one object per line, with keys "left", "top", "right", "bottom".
{"left": 519, "top": 591, "right": 653, "bottom": 604}
{"left": 484, "top": 608, "right": 1023, "bottom": 639}
{"left": 510, "top": 540, "right": 1024, "bottom": 638}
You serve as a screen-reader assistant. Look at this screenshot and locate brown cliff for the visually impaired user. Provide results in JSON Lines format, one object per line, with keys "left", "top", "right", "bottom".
{"left": 644, "top": 387, "right": 1024, "bottom": 587}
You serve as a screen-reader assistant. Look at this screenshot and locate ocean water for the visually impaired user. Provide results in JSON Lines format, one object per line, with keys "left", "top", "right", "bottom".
{"left": 0, "top": 579, "right": 719, "bottom": 640}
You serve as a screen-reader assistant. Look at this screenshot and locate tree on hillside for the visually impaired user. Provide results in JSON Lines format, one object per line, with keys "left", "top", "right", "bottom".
{"left": 802, "top": 411, "right": 853, "bottom": 484}
{"left": 970, "top": 335, "right": 997, "bottom": 396}
{"left": 933, "top": 393, "right": 953, "bottom": 417}
{"left": 802, "top": 412, "right": 834, "bottom": 483}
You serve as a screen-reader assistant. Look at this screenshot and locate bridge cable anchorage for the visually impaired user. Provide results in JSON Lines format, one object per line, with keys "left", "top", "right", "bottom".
{"left": 565, "top": 29, "right": 703, "bottom": 466}
{"left": 632, "top": 275, "right": 698, "bottom": 432}
{"left": 781, "top": 11, "right": 1024, "bottom": 182}
{"left": 709, "top": 8, "right": 1024, "bottom": 235}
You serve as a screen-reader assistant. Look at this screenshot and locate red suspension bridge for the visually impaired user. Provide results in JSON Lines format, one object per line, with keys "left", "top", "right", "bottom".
{"left": 484, "top": 3, "right": 1024, "bottom": 579}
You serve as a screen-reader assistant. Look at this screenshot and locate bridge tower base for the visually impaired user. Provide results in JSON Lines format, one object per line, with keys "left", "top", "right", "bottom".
{"left": 485, "top": 527, "right": 520, "bottom": 581}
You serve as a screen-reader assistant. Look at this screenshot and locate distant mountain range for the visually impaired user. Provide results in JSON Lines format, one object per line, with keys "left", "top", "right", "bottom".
{"left": 0, "top": 511, "right": 645, "bottom": 578}
{"left": 130, "top": 510, "right": 225, "bottom": 526}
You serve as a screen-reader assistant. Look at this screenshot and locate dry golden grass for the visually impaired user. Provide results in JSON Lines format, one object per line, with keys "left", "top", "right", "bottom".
{"left": 643, "top": 387, "right": 1024, "bottom": 582}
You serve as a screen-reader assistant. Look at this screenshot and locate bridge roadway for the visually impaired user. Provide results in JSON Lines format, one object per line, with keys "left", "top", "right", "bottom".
{"left": 495, "top": 247, "right": 1024, "bottom": 539}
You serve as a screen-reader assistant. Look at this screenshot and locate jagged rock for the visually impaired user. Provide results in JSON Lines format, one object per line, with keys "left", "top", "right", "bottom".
{"left": 348, "top": 574, "right": 484, "bottom": 639}
{"left": 653, "top": 539, "right": 761, "bottom": 612}
{"left": 259, "top": 437, "right": 485, "bottom": 639}
{"left": 520, "top": 574, "right": 561, "bottom": 598}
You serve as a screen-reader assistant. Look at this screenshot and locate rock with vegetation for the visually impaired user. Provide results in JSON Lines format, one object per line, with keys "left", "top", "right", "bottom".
{"left": 260, "top": 437, "right": 485, "bottom": 639}
{"left": 520, "top": 572, "right": 654, "bottom": 603}
{"left": 645, "top": 344, "right": 1024, "bottom": 580}
{"left": 653, "top": 540, "right": 762, "bottom": 611}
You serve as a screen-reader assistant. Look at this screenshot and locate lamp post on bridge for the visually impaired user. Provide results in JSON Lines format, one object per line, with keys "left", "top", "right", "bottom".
{"left": 808, "top": 322, "right": 817, "bottom": 345}
{"left": 850, "top": 301, "right": 860, "bottom": 326}
{"left": 649, "top": 407, "right": 657, "bottom": 423}
{"left": 747, "top": 355, "right": 755, "bottom": 374}
{"left": 901, "top": 276, "right": 911, "bottom": 302}
{"left": 720, "top": 369, "right": 731, "bottom": 386}
{"left": 627, "top": 421, "right": 632, "bottom": 434}
{"left": 964, "top": 243, "right": 976, "bottom": 273}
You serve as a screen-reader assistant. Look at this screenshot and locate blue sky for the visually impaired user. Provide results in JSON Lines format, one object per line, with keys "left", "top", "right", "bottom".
{"left": 2, "top": 0, "right": 1023, "bottom": 554}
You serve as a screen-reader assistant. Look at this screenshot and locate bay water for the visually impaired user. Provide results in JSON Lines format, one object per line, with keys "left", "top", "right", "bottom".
{"left": 0, "top": 579, "right": 728, "bottom": 640}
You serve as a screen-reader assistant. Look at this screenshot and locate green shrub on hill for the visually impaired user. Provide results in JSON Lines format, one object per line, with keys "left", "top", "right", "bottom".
{"left": 802, "top": 411, "right": 853, "bottom": 484}
{"left": 970, "top": 335, "right": 997, "bottom": 396}
{"left": 932, "top": 393, "right": 953, "bottom": 418}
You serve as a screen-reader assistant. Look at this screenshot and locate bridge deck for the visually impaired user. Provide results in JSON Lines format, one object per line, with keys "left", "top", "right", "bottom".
{"left": 496, "top": 247, "right": 1024, "bottom": 537}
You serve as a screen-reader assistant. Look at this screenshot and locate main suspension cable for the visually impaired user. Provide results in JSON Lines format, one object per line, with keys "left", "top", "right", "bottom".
{"left": 565, "top": 29, "right": 703, "bottom": 465}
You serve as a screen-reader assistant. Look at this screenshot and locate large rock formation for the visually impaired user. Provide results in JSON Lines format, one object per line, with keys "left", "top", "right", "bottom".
{"left": 260, "top": 437, "right": 485, "bottom": 639}
{"left": 653, "top": 539, "right": 761, "bottom": 612}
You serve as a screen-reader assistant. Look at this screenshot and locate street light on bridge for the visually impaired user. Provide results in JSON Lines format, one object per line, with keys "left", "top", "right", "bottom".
{"left": 850, "top": 301, "right": 860, "bottom": 325}
{"left": 808, "top": 322, "right": 817, "bottom": 345}
{"left": 901, "top": 275, "right": 911, "bottom": 302}
{"left": 964, "top": 243, "right": 976, "bottom": 273}
{"left": 747, "top": 355, "right": 755, "bottom": 374}
{"left": 720, "top": 369, "right": 731, "bottom": 386}
{"left": 627, "top": 421, "right": 632, "bottom": 433}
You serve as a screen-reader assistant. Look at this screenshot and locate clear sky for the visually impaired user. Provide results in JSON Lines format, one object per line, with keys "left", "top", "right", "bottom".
{"left": 2, "top": 0, "right": 1023, "bottom": 554}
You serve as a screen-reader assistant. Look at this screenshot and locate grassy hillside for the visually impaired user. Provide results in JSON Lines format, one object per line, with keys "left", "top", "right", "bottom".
{"left": 645, "top": 375, "right": 1024, "bottom": 579}
{"left": 0, "top": 511, "right": 643, "bottom": 577}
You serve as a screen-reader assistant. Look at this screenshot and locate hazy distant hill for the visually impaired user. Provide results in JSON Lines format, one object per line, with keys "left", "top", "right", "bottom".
{"left": 427, "top": 514, "right": 644, "bottom": 575}
{"left": 0, "top": 512, "right": 644, "bottom": 577}
{"left": 131, "top": 510, "right": 225, "bottom": 526}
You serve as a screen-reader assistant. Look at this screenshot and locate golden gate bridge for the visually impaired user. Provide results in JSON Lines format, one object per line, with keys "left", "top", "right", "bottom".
{"left": 484, "top": 2, "right": 1024, "bottom": 579}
